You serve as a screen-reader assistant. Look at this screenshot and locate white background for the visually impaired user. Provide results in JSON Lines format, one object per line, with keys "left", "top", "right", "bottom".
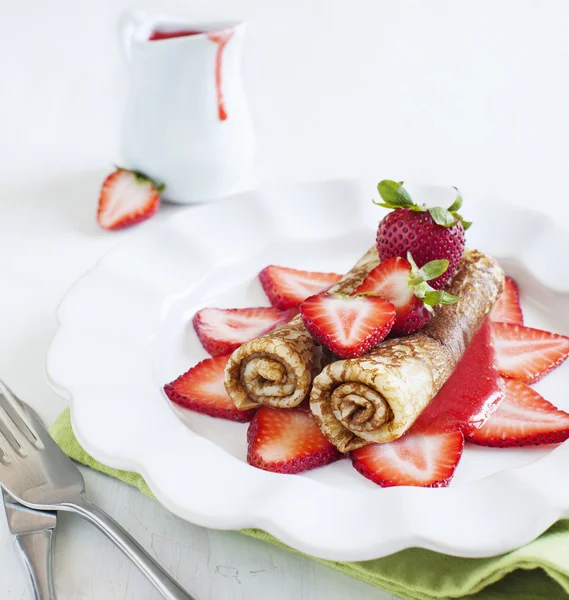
{"left": 1, "top": 0, "right": 568, "bottom": 598}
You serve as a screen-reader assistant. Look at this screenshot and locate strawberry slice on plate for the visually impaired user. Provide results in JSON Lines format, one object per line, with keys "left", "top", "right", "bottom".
{"left": 247, "top": 406, "right": 342, "bottom": 473}
{"left": 97, "top": 168, "right": 164, "bottom": 230}
{"left": 193, "top": 306, "right": 296, "bottom": 356}
{"left": 493, "top": 323, "right": 569, "bottom": 383}
{"left": 467, "top": 378, "right": 569, "bottom": 447}
{"left": 490, "top": 277, "right": 523, "bottom": 325}
{"left": 354, "top": 255, "right": 458, "bottom": 335}
{"left": 351, "top": 430, "right": 465, "bottom": 488}
{"left": 300, "top": 294, "right": 396, "bottom": 358}
{"left": 164, "top": 355, "right": 255, "bottom": 422}
{"left": 259, "top": 265, "right": 342, "bottom": 309}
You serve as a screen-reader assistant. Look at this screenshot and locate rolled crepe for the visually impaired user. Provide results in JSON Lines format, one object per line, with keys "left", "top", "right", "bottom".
{"left": 225, "top": 247, "right": 380, "bottom": 410}
{"left": 310, "top": 249, "right": 504, "bottom": 451}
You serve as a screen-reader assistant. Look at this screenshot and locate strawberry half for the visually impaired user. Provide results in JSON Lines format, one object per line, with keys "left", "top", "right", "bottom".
{"left": 490, "top": 277, "right": 523, "bottom": 325}
{"left": 164, "top": 355, "right": 255, "bottom": 422}
{"left": 351, "top": 430, "right": 464, "bottom": 487}
{"left": 374, "top": 181, "right": 471, "bottom": 289}
{"left": 259, "top": 265, "right": 342, "bottom": 310}
{"left": 467, "top": 378, "right": 569, "bottom": 447}
{"left": 97, "top": 168, "right": 164, "bottom": 230}
{"left": 193, "top": 307, "right": 296, "bottom": 356}
{"left": 300, "top": 294, "right": 396, "bottom": 358}
{"left": 247, "top": 406, "right": 342, "bottom": 473}
{"left": 493, "top": 323, "right": 569, "bottom": 383}
{"left": 354, "top": 255, "right": 458, "bottom": 335}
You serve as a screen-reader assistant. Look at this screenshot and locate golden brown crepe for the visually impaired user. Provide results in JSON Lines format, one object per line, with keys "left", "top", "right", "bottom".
{"left": 310, "top": 249, "right": 504, "bottom": 451}
{"left": 224, "top": 247, "right": 380, "bottom": 410}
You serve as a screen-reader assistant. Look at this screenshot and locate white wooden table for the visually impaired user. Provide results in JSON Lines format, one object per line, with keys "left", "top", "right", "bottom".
{"left": 1, "top": 0, "right": 569, "bottom": 597}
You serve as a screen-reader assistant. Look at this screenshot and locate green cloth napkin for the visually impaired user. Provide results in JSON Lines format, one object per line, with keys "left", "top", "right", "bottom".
{"left": 50, "top": 409, "right": 569, "bottom": 599}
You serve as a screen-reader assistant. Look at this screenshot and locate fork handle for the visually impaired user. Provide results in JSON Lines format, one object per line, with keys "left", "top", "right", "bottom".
{"left": 64, "top": 497, "right": 196, "bottom": 600}
{"left": 15, "top": 529, "right": 56, "bottom": 599}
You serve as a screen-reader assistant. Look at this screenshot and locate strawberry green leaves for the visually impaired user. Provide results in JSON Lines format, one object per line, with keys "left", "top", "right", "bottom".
{"left": 374, "top": 180, "right": 415, "bottom": 209}
{"left": 428, "top": 196, "right": 472, "bottom": 230}
{"left": 447, "top": 190, "right": 463, "bottom": 212}
{"left": 447, "top": 189, "right": 473, "bottom": 230}
{"left": 407, "top": 253, "right": 459, "bottom": 311}
{"left": 417, "top": 259, "right": 450, "bottom": 282}
{"left": 374, "top": 180, "right": 472, "bottom": 230}
{"left": 422, "top": 289, "right": 461, "bottom": 307}
{"left": 428, "top": 206, "right": 457, "bottom": 227}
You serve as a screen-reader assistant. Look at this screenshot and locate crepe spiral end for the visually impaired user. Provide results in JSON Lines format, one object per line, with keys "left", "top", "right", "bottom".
{"left": 224, "top": 316, "right": 321, "bottom": 410}
{"left": 224, "top": 246, "right": 381, "bottom": 411}
{"left": 330, "top": 383, "right": 392, "bottom": 433}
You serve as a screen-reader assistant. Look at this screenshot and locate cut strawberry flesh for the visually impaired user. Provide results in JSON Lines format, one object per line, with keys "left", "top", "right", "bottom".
{"left": 247, "top": 407, "right": 342, "bottom": 473}
{"left": 259, "top": 265, "right": 342, "bottom": 309}
{"left": 354, "top": 255, "right": 434, "bottom": 335}
{"left": 309, "top": 297, "right": 379, "bottom": 345}
{"left": 355, "top": 257, "right": 415, "bottom": 309}
{"left": 97, "top": 169, "right": 160, "bottom": 230}
{"left": 351, "top": 430, "right": 464, "bottom": 487}
{"left": 493, "top": 323, "right": 569, "bottom": 383}
{"left": 411, "top": 318, "right": 503, "bottom": 436}
{"left": 300, "top": 294, "right": 396, "bottom": 358}
{"left": 164, "top": 355, "right": 255, "bottom": 422}
{"left": 193, "top": 307, "right": 296, "bottom": 356}
{"left": 490, "top": 277, "right": 523, "bottom": 325}
{"left": 467, "top": 378, "right": 569, "bottom": 447}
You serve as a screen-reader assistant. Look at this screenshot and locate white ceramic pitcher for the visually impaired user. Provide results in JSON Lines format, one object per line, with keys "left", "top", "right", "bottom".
{"left": 118, "top": 11, "right": 256, "bottom": 204}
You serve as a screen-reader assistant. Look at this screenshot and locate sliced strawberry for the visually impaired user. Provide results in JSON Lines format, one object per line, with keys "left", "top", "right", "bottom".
{"left": 247, "top": 406, "right": 342, "bottom": 473}
{"left": 493, "top": 323, "right": 569, "bottom": 383}
{"left": 351, "top": 430, "right": 464, "bottom": 487}
{"left": 354, "top": 255, "right": 458, "bottom": 335}
{"left": 97, "top": 168, "right": 163, "bottom": 230}
{"left": 490, "top": 277, "right": 523, "bottom": 325}
{"left": 164, "top": 355, "right": 255, "bottom": 422}
{"left": 355, "top": 256, "right": 427, "bottom": 335}
{"left": 300, "top": 294, "right": 396, "bottom": 358}
{"left": 467, "top": 378, "right": 569, "bottom": 447}
{"left": 193, "top": 307, "right": 296, "bottom": 356}
{"left": 259, "top": 265, "right": 342, "bottom": 309}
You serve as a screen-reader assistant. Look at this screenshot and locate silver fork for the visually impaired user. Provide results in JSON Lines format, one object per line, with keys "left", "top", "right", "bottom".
{"left": 0, "top": 379, "right": 196, "bottom": 600}
{"left": 3, "top": 491, "right": 57, "bottom": 599}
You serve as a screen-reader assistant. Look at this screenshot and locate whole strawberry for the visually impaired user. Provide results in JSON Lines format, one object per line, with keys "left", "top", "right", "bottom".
{"left": 375, "top": 181, "right": 471, "bottom": 290}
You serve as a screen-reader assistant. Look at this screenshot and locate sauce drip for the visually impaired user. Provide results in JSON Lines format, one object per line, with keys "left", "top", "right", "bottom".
{"left": 207, "top": 29, "right": 235, "bottom": 121}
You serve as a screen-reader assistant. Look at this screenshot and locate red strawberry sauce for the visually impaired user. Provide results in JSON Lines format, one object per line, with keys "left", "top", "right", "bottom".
{"left": 206, "top": 29, "right": 235, "bottom": 121}
{"left": 148, "top": 27, "right": 235, "bottom": 122}
{"left": 148, "top": 30, "right": 204, "bottom": 40}
{"left": 410, "top": 318, "right": 503, "bottom": 435}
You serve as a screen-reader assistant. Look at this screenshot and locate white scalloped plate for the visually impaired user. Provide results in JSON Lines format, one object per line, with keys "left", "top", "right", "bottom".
{"left": 46, "top": 179, "right": 569, "bottom": 561}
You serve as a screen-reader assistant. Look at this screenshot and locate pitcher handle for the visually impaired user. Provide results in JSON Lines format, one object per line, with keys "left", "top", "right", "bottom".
{"left": 117, "top": 10, "right": 147, "bottom": 61}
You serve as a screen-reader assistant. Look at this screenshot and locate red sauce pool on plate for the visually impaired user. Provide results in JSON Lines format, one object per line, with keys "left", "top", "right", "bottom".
{"left": 411, "top": 317, "right": 504, "bottom": 435}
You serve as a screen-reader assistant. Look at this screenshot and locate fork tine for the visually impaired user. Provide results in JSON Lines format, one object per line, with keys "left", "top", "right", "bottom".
{"left": 0, "top": 418, "right": 14, "bottom": 464}
{"left": 0, "top": 433, "right": 11, "bottom": 465}
{"left": 0, "top": 409, "right": 25, "bottom": 456}
{"left": 0, "top": 380, "right": 41, "bottom": 449}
